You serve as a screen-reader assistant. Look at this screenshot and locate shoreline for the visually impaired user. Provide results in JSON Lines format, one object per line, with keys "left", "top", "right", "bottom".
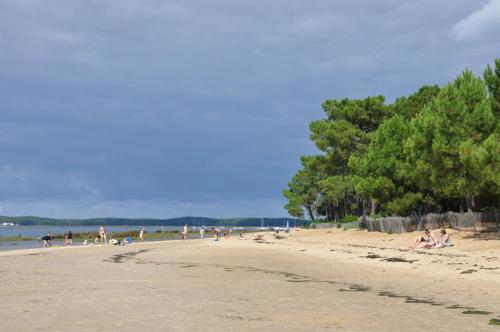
{"left": 0, "top": 228, "right": 260, "bottom": 253}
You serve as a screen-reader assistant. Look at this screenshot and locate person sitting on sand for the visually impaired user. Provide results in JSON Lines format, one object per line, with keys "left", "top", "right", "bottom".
{"left": 432, "top": 229, "right": 452, "bottom": 248}
{"left": 410, "top": 229, "right": 435, "bottom": 249}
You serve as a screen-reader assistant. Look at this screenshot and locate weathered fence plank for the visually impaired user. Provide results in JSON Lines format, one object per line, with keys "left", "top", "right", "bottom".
{"left": 365, "top": 210, "right": 499, "bottom": 233}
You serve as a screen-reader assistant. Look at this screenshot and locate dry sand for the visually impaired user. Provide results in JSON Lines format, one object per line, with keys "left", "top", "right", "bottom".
{"left": 0, "top": 229, "right": 499, "bottom": 331}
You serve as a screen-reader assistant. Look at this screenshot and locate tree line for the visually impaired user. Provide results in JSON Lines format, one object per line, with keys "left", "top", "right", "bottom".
{"left": 283, "top": 59, "right": 500, "bottom": 221}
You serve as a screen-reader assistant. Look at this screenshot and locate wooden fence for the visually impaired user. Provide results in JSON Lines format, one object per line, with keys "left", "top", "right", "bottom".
{"left": 364, "top": 210, "right": 500, "bottom": 234}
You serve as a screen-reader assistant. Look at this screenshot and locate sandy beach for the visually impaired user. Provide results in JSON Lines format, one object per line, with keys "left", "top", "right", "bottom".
{"left": 1, "top": 229, "right": 499, "bottom": 331}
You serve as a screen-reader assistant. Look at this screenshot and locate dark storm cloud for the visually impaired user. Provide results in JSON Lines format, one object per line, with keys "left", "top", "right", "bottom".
{"left": 0, "top": 0, "right": 498, "bottom": 217}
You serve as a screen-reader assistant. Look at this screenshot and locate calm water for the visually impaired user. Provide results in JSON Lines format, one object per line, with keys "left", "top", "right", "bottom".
{"left": 0, "top": 226, "right": 224, "bottom": 251}
{"left": 0, "top": 225, "right": 240, "bottom": 251}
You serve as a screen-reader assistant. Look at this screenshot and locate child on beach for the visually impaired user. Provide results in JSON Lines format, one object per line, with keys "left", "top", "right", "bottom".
{"left": 181, "top": 224, "right": 188, "bottom": 240}
{"left": 410, "top": 229, "right": 435, "bottom": 249}
{"left": 200, "top": 226, "right": 205, "bottom": 239}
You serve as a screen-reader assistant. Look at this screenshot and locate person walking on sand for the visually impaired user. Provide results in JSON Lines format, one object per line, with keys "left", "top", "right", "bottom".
{"left": 99, "top": 225, "right": 107, "bottom": 245}
{"left": 138, "top": 227, "right": 145, "bottom": 242}
{"left": 182, "top": 224, "right": 188, "bottom": 240}
{"left": 200, "top": 226, "right": 205, "bottom": 239}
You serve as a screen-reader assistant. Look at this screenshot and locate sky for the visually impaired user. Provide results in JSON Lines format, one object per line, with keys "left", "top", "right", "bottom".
{"left": 0, "top": 0, "right": 499, "bottom": 219}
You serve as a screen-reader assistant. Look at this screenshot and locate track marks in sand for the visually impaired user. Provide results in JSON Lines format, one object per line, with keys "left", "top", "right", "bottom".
{"left": 103, "top": 249, "right": 151, "bottom": 263}
{"left": 363, "top": 253, "right": 418, "bottom": 264}
{"left": 102, "top": 252, "right": 499, "bottom": 327}
{"left": 378, "top": 290, "right": 499, "bottom": 325}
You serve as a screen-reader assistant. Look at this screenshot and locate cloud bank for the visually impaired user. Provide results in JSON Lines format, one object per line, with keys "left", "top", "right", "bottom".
{"left": 0, "top": 0, "right": 498, "bottom": 218}
{"left": 452, "top": 0, "right": 500, "bottom": 40}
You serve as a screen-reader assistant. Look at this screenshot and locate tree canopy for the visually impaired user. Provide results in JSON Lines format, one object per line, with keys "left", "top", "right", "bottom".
{"left": 283, "top": 59, "right": 500, "bottom": 220}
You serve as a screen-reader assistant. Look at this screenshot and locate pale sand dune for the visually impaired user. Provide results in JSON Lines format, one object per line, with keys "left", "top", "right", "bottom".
{"left": 1, "top": 229, "right": 499, "bottom": 331}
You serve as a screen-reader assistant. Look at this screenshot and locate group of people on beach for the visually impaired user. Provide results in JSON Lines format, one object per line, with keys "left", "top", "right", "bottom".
{"left": 40, "top": 231, "right": 72, "bottom": 247}
{"left": 181, "top": 224, "right": 233, "bottom": 241}
{"left": 410, "top": 229, "right": 452, "bottom": 249}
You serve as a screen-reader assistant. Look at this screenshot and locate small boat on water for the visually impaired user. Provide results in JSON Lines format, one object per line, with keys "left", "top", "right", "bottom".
{"left": 0, "top": 222, "right": 16, "bottom": 227}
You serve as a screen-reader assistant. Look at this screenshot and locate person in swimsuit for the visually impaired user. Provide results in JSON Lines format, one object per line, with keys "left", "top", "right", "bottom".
{"left": 138, "top": 227, "right": 144, "bottom": 242}
{"left": 410, "top": 229, "right": 435, "bottom": 249}
{"left": 99, "top": 225, "right": 107, "bottom": 244}
{"left": 433, "top": 229, "right": 452, "bottom": 248}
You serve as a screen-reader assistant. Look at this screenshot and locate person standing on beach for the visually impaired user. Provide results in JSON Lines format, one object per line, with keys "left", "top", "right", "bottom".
{"left": 200, "top": 226, "right": 205, "bottom": 239}
{"left": 138, "top": 227, "right": 145, "bottom": 242}
{"left": 66, "top": 231, "right": 73, "bottom": 246}
{"left": 99, "top": 225, "right": 107, "bottom": 245}
{"left": 182, "top": 224, "right": 188, "bottom": 240}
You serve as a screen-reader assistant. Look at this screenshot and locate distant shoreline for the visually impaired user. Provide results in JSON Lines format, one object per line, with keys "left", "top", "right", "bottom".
{"left": 0, "top": 215, "right": 304, "bottom": 227}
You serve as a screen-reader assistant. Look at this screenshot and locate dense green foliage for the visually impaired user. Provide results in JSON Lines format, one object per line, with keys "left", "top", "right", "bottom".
{"left": 284, "top": 59, "right": 500, "bottom": 220}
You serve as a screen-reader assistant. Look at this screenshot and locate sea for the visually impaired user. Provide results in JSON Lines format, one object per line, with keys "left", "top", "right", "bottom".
{"left": 0, "top": 225, "right": 236, "bottom": 251}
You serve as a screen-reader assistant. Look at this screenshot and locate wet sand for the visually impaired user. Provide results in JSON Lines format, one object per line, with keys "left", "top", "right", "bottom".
{"left": 0, "top": 229, "right": 499, "bottom": 331}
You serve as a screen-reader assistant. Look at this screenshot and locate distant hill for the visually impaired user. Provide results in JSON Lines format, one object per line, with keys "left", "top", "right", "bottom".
{"left": 0, "top": 216, "right": 307, "bottom": 227}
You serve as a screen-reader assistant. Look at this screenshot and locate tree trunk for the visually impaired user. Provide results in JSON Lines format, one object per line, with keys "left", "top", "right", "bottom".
{"left": 328, "top": 203, "right": 335, "bottom": 222}
{"left": 465, "top": 190, "right": 475, "bottom": 212}
{"left": 370, "top": 199, "right": 378, "bottom": 216}
{"left": 361, "top": 199, "right": 367, "bottom": 229}
{"left": 343, "top": 165, "right": 349, "bottom": 216}
{"left": 362, "top": 199, "right": 366, "bottom": 220}
{"left": 307, "top": 206, "right": 315, "bottom": 221}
